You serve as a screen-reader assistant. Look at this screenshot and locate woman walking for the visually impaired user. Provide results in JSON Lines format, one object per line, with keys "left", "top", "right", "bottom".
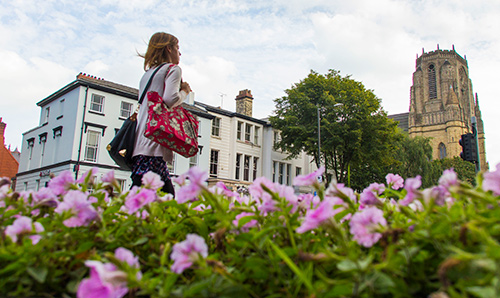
{"left": 132, "top": 32, "right": 191, "bottom": 195}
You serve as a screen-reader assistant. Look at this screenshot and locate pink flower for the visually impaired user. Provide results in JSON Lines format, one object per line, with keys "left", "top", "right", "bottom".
{"left": 176, "top": 167, "right": 208, "bottom": 204}
{"left": 170, "top": 234, "right": 208, "bottom": 274}
{"left": 115, "top": 247, "right": 142, "bottom": 280}
{"left": 77, "top": 261, "right": 128, "bottom": 298}
{"left": 293, "top": 166, "right": 324, "bottom": 187}
{"left": 142, "top": 171, "right": 164, "bottom": 191}
{"left": 296, "top": 197, "right": 345, "bottom": 233}
{"left": 422, "top": 186, "right": 449, "bottom": 206}
{"left": 275, "top": 184, "right": 299, "bottom": 212}
{"left": 172, "top": 173, "right": 187, "bottom": 186}
{"left": 349, "top": 207, "right": 387, "bottom": 247}
{"left": 48, "top": 171, "right": 75, "bottom": 196}
{"left": 124, "top": 187, "right": 156, "bottom": 214}
{"left": 439, "top": 169, "right": 458, "bottom": 188}
{"left": 77, "top": 248, "right": 142, "bottom": 298}
{"left": 399, "top": 176, "right": 422, "bottom": 206}
{"left": 215, "top": 182, "right": 239, "bottom": 198}
{"left": 76, "top": 167, "right": 99, "bottom": 184}
{"left": 55, "top": 190, "right": 98, "bottom": 227}
{"left": 483, "top": 163, "right": 500, "bottom": 196}
{"left": 233, "top": 212, "right": 258, "bottom": 232}
{"left": 325, "top": 183, "right": 357, "bottom": 204}
{"left": 386, "top": 173, "right": 404, "bottom": 190}
{"left": 101, "top": 171, "right": 116, "bottom": 184}
{"left": 5, "top": 216, "right": 44, "bottom": 244}
{"left": 359, "top": 183, "right": 385, "bottom": 206}
{"left": 32, "top": 187, "right": 58, "bottom": 208}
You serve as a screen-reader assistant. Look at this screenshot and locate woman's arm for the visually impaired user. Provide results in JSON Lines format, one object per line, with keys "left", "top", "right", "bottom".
{"left": 163, "top": 66, "right": 187, "bottom": 108}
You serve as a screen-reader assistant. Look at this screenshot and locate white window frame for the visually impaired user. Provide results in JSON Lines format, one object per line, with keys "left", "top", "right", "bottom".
{"left": 212, "top": 117, "right": 221, "bottom": 137}
{"left": 210, "top": 150, "right": 219, "bottom": 178}
{"left": 237, "top": 121, "right": 243, "bottom": 140}
{"left": 254, "top": 126, "right": 260, "bottom": 145}
{"left": 245, "top": 124, "right": 252, "bottom": 142}
{"left": 235, "top": 153, "right": 242, "bottom": 180}
{"left": 90, "top": 94, "right": 105, "bottom": 113}
{"left": 120, "top": 101, "right": 133, "bottom": 118}
{"left": 189, "top": 154, "right": 198, "bottom": 168}
{"left": 243, "top": 155, "right": 251, "bottom": 181}
{"left": 253, "top": 157, "right": 259, "bottom": 180}
{"left": 84, "top": 130, "right": 100, "bottom": 162}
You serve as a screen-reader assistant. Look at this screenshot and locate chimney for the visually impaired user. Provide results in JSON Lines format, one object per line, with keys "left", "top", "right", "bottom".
{"left": 235, "top": 89, "right": 253, "bottom": 117}
{"left": 0, "top": 117, "right": 5, "bottom": 145}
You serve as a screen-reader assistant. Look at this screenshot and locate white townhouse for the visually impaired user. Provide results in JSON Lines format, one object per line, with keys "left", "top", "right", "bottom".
{"left": 195, "top": 90, "right": 317, "bottom": 192}
{"left": 16, "top": 73, "right": 213, "bottom": 191}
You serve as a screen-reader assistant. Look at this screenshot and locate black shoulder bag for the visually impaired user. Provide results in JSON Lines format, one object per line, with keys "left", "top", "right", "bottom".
{"left": 107, "top": 64, "right": 167, "bottom": 170}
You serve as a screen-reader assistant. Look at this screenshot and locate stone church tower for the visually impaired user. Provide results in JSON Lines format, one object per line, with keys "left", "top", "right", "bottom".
{"left": 408, "top": 48, "right": 488, "bottom": 170}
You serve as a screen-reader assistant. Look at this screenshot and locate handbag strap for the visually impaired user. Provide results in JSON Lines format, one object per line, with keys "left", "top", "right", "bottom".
{"left": 138, "top": 63, "right": 174, "bottom": 105}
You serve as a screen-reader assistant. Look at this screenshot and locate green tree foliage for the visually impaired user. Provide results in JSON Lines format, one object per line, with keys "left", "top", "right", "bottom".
{"left": 434, "top": 157, "right": 477, "bottom": 186}
{"left": 270, "top": 70, "right": 401, "bottom": 190}
{"left": 390, "top": 133, "right": 441, "bottom": 188}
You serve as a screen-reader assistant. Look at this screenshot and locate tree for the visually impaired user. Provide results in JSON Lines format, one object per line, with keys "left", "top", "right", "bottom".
{"left": 270, "top": 70, "right": 401, "bottom": 190}
{"left": 434, "top": 157, "right": 476, "bottom": 186}
{"left": 390, "top": 134, "right": 441, "bottom": 188}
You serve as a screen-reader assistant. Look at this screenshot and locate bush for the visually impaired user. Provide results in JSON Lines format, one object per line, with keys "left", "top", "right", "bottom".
{"left": 1, "top": 165, "right": 500, "bottom": 298}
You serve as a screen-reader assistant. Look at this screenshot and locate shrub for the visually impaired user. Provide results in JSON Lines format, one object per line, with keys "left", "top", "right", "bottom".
{"left": 1, "top": 164, "right": 500, "bottom": 297}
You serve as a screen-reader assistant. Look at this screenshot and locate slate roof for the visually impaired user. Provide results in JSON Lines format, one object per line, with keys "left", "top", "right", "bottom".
{"left": 388, "top": 112, "right": 409, "bottom": 132}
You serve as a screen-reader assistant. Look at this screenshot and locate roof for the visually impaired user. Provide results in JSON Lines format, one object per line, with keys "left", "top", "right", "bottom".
{"left": 195, "top": 101, "right": 269, "bottom": 125}
{"left": 36, "top": 73, "right": 214, "bottom": 119}
{"left": 388, "top": 112, "right": 409, "bottom": 132}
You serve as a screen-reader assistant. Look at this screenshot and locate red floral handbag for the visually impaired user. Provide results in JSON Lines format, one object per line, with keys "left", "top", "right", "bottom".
{"left": 144, "top": 91, "right": 199, "bottom": 158}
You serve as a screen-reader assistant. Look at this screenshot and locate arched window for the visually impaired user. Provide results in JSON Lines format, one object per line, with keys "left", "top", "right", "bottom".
{"left": 438, "top": 143, "right": 447, "bottom": 159}
{"left": 428, "top": 64, "right": 437, "bottom": 99}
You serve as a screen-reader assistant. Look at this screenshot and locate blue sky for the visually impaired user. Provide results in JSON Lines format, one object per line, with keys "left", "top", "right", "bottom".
{"left": 1, "top": 0, "right": 500, "bottom": 168}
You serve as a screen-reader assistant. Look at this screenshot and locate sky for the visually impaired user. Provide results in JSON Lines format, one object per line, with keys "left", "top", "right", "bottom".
{"left": 1, "top": 0, "right": 499, "bottom": 168}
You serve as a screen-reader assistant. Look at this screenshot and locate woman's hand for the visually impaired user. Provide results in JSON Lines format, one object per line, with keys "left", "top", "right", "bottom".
{"left": 180, "top": 82, "right": 192, "bottom": 93}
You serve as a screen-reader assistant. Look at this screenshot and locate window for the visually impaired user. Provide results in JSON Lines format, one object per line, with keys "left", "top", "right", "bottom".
{"left": 254, "top": 127, "right": 260, "bottom": 145}
{"left": 235, "top": 153, "right": 242, "bottom": 180}
{"left": 211, "top": 117, "right": 221, "bottom": 137}
{"left": 43, "top": 107, "right": 50, "bottom": 124}
{"left": 428, "top": 64, "right": 437, "bottom": 99}
{"left": 244, "top": 155, "right": 251, "bottom": 181}
{"left": 296, "top": 167, "right": 302, "bottom": 177}
{"left": 36, "top": 179, "right": 40, "bottom": 191}
{"left": 286, "top": 164, "right": 291, "bottom": 185}
{"left": 59, "top": 99, "right": 65, "bottom": 118}
{"left": 279, "top": 163, "right": 284, "bottom": 184}
{"left": 53, "top": 126, "right": 63, "bottom": 138}
{"left": 116, "top": 179, "right": 127, "bottom": 192}
{"left": 24, "top": 182, "right": 28, "bottom": 191}
{"left": 27, "top": 138, "right": 35, "bottom": 160}
{"left": 39, "top": 133, "right": 47, "bottom": 163}
{"left": 120, "top": 102, "right": 133, "bottom": 118}
{"left": 237, "top": 121, "right": 243, "bottom": 140}
{"left": 439, "top": 143, "right": 447, "bottom": 159}
{"left": 90, "top": 94, "right": 104, "bottom": 113}
{"left": 273, "top": 161, "right": 278, "bottom": 182}
{"left": 189, "top": 154, "right": 198, "bottom": 168}
{"left": 210, "top": 150, "right": 219, "bottom": 178}
{"left": 245, "top": 124, "right": 252, "bottom": 142}
{"left": 253, "top": 157, "right": 259, "bottom": 180}
{"left": 84, "top": 130, "right": 100, "bottom": 162}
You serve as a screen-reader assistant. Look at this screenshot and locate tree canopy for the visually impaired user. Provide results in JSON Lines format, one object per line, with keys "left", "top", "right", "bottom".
{"left": 270, "top": 70, "right": 401, "bottom": 190}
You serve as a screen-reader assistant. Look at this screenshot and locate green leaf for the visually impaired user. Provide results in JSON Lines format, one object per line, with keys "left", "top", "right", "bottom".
{"left": 103, "top": 204, "right": 121, "bottom": 215}
{"left": 75, "top": 241, "right": 94, "bottom": 254}
{"left": 466, "top": 286, "right": 495, "bottom": 298}
{"left": 337, "top": 259, "right": 357, "bottom": 272}
{"left": 132, "top": 237, "right": 149, "bottom": 246}
{"left": 27, "top": 266, "right": 48, "bottom": 284}
{"left": 267, "top": 239, "right": 314, "bottom": 293}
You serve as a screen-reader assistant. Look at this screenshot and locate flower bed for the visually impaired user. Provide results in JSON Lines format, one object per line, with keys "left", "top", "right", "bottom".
{"left": 1, "top": 164, "right": 500, "bottom": 297}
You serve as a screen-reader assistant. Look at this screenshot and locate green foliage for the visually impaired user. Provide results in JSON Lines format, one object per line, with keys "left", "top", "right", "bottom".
{"left": 390, "top": 134, "right": 442, "bottom": 188}
{"left": 1, "top": 168, "right": 500, "bottom": 297}
{"left": 270, "top": 70, "right": 401, "bottom": 190}
{"left": 434, "top": 157, "right": 477, "bottom": 186}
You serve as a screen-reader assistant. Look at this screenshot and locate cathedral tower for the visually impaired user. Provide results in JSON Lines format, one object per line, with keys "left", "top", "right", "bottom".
{"left": 408, "top": 47, "right": 487, "bottom": 170}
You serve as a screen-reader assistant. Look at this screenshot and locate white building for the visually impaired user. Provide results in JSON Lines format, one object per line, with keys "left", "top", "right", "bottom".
{"left": 16, "top": 76, "right": 316, "bottom": 193}
{"left": 196, "top": 89, "right": 317, "bottom": 192}
{"left": 16, "top": 73, "right": 213, "bottom": 191}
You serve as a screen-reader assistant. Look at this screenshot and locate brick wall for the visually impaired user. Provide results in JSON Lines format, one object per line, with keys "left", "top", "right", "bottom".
{"left": 0, "top": 119, "right": 19, "bottom": 180}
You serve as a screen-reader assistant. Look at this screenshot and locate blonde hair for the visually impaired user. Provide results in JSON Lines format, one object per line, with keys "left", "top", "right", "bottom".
{"left": 139, "top": 32, "right": 179, "bottom": 71}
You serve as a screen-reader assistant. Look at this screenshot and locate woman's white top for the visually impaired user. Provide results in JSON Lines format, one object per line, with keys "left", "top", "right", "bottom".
{"left": 132, "top": 64, "right": 187, "bottom": 163}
